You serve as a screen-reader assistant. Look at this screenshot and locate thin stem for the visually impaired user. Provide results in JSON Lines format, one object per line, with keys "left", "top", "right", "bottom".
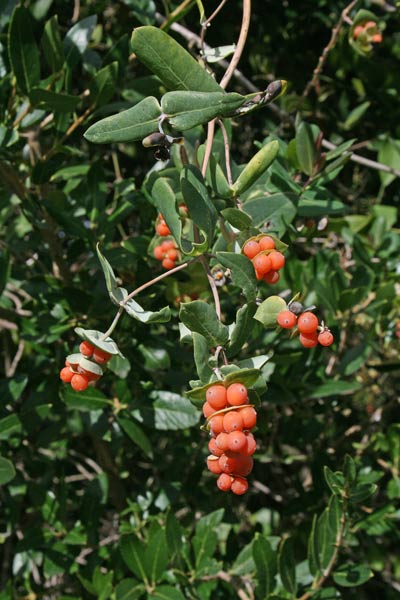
{"left": 159, "top": 0, "right": 195, "bottom": 30}
{"left": 200, "top": 0, "right": 229, "bottom": 52}
{"left": 217, "top": 118, "right": 233, "bottom": 186}
{"left": 100, "top": 260, "right": 194, "bottom": 341}
{"left": 219, "top": 0, "right": 251, "bottom": 90}
{"left": 302, "top": 0, "right": 359, "bottom": 100}
{"left": 201, "top": 119, "right": 216, "bottom": 177}
{"left": 199, "top": 255, "right": 221, "bottom": 320}
{"left": 321, "top": 139, "right": 400, "bottom": 179}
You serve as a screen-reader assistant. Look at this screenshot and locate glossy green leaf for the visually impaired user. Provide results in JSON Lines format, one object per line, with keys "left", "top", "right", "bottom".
{"left": 220, "top": 208, "right": 252, "bottom": 230}
{"left": 149, "top": 586, "right": 186, "bottom": 600}
{"left": 180, "top": 165, "right": 217, "bottom": 245}
{"left": 243, "top": 192, "right": 298, "bottom": 236}
{"left": 0, "top": 414, "right": 22, "bottom": 440}
{"left": 131, "top": 26, "right": 222, "bottom": 92}
{"left": 227, "top": 303, "right": 257, "bottom": 358}
{"left": 231, "top": 141, "right": 279, "bottom": 195}
{"left": 41, "top": 15, "right": 64, "bottom": 72}
{"left": 8, "top": 6, "right": 41, "bottom": 94}
{"left": 179, "top": 301, "right": 229, "bottom": 347}
{"left": 298, "top": 190, "right": 345, "bottom": 217}
{"left": 278, "top": 538, "right": 297, "bottom": 595}
{"left": 62, "top": 386, "right": 110, "bottom": 412}
{"left": 307, "top": 514, "right": 321, "bottom": 576}
{"left": 254, "top": 295, "right": 287, "bottom": 328}
{"left": 89, "top": 61, "right": 119, "bottom": 107}
{"left": 343, "top": 455, "right": 357, "bottom": 484}
{"left": 115, "top": 580, "right": 146, "bottom": 600}
{"left": 96, "top": 243, "right": 126, "bottom": 305}
{"left": 193, "top": 332, "right": 213, "bottom": 383}
{"left": 136, "top": 391, "right": 200, "bottom": 430}
{"left": 144, "top": 524, "right": 169, "bottom": 585}
{"left": 193, "top": 509, "right": 224, "bottom": 570}
{"left": 324, "top": 467, "right": 345, "bottom": 496}
{"left": 325, "top": 139, "right": 357, "bottom": 161}
{"left": 318, "top": 508, "right": 337, "bottom": 570}
{"left": 63, "top": 15, "right": 97, "bottom": 67}
{"left": 165, "top": 510, "right": 183, "bottom": 558}
{"left": 349, "top": 483, "right": 377, "bottom": 503}
{"left": 84, "top": 96, "right": 162, "bottom": 144}
{"left": 296, "top": 121, "right": 319, "bottom": 176}
{"left": 120, "top": 535, "right": 149, "bottom": 582}
{"left": 343, "top": 101, "right": 370, "bottom": 131}
{"left": 118, "top": 416, "right": 153, "bottom": 458}
{"left": 377, "top": 138, "right": 400, "bottom": 188}
{"left": 0, "top": 457, "right": 16, "bottom": 485}
{"left": 310, "top": 381, "right": 362, "bottom": 398}
{"left": 333, "top": 564, "right": 372, "bottom": 587}
{"left": 29, "top": 88, "right": 81, "bottom": 113}
{"left": 216, "top": 251, "right": 257, "bottom": 301}
{"left": 198, "top": 145, "right": 232, "bottom": 199}
{"left": 162, "top": 91, "right": 245, "bottom": 130}
{"left": 252, "top": 533, "right": 277, "bottom": 598}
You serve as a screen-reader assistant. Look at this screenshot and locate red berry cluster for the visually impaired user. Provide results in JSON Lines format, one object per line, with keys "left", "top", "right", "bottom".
{"left": 353, "top": 21, "right": 382, "bottom": 43}
{"left": 277, "top": 309, "right": 334, "bottom": 348}
{"left": 153, "top": 239, "right": 180, "bottom": 270}
{"left": 203, "top": 383, "right": 257, "bottom": 495}
{"left": 155, "top": 214, "right": 171, "bottom": 237}
{"left": 59, "top": 341, "right": 112, "bottom": 391}
{"left": 243, "top": 235, "right": 285, "bottom": 283}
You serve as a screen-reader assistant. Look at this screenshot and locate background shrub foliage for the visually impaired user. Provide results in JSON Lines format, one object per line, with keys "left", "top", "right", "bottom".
{"left": 0, "top": 0, "right": 399, "bottom": 598}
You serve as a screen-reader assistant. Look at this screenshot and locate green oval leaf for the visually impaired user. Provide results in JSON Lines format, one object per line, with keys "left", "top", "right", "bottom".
{"left": 231, "top": 140, "right": 279, "bottom": 196}
{"left": 0, "top": 456, "right": 16, "bottom": 485}
{"left": 216, "top": 251, "right": 257, "bottom": 302}
{"left": 179, "top": 300, "right": 229, "bottom": 347}
{"left": 333, "top": 564, "right": 372, "bottom": 587}
{"left": 254, "top": 295, "right": 287, "bottom": 327}
{"left": 8, "top": 6, "right": 41, "bottom": 95}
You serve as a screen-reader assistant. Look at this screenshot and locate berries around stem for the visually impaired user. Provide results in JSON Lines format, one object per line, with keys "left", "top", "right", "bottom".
{"left": 153, "top": 238, "right": 180, "bottom": 270}
{"left": 206, "top": 385, "right": 228, "bottom": 410}
{"left": 60, "top": 367, "right": 74, "bottom": 383}
{"left": 226, "top": 383, "right": 248, "bottom": 406}
{"left": 318, "top": 329, "right": 334, "bottom": 347}
{"left": 70, "top": 373, "right": 89, "bottom": 392}
{"left": 299, "top": 332, "right": 318, "bottom": 348}
{"left": 242, "top": 235, "right": 284, "bottom": 284}
{"left": 297, "top": 311, "right": 319, "bottom": 334}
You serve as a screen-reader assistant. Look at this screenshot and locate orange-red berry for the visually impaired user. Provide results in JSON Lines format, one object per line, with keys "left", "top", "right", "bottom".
{"left": 162, "top": 257, "right": 176, "bottom": 270}
{"left": 206, "top": 385, "right": 228, "bottom": 410}
{"left": 240, "top": 406, "right": 257, "bottom": 430}
{"left": 223, "top": 411, "right": 243, "bottom": 432}
{"left": 209, "top": 437, "right": 224, "bottom": 457}
{"left": 259, "top": 236, "right": 275, "bottom": 251}
{"left": 253, "top": 253, "right": 272, "bottom": 276}
{"left": 209, "top": 414, "right": 225, "bottom": 435}
{"left": 218, "top": 453, "right": 237, "bottom": 474}
{"left": 70, "top": 373, "right": 89, "bottom": 392}
{"left": 299, "top": 332, "right": 318, "bottom": 348}
{"left": 318, "top": 330, "right": 334, "bottom": 346}
{"left": 217, "top": 473, "right": 233, "bottom": 491}
{"left": 207, "top": 455, "right": 223, "bottom": 474}
{"left": 227, "top": 430, "right": 247, "bottom": 452}
{"left": 227, "top": 383, "right": 248, "bottom": 406}
{"left": 92, "top": 348, "right": 112, "bottom": 364}
{"left": 277, "top": 310, "right": 297, "bottom": 329}
{"left": 215, "top": 432, "right": 230, "bottom": 452}
{"left": 235, "top": 455, "right": 254, "bottom": 477}
{"left": 243, "top": 240, "right": 260, "bottom": 259}
{"left": 264, "top": 270, "right": 280, "bottom": 284}
{"left": 156, "top": 222, "right": 171, "bottom": 236}
{"left": 203, "top": 401, "right": 215, "bottom": 418}
{"left": 243, "top": 432, "right": 257, "bottom": 456}
{"left": 231, "top": 476, "right": 249, "bottom": 495}
{"left": 166, "top": 248, "right": 179, "bottom": 261}
{"left": 79, "top": 341, "right": 94, "bottom": 357}
{"left": 154, "top": 245, "right": 164, "bottom": 260}
{"left": 268, "top": 251, "right": 285, "bottom": 271}
{"left": 353, "top": 24, "right": 364, "bottom": 39}
{"left": 297, "top": 312, "right": 319, "bottom": 334}
{"left": 371, "top": 33, "right": 382, "bottom": 43}
{"left": 60, "top": 367, "right": 74, "bottom": 383}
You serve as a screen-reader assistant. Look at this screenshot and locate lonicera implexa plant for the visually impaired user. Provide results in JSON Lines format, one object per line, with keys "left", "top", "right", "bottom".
{"left": 0, "top": 1, "right": 399, "bottom": 598}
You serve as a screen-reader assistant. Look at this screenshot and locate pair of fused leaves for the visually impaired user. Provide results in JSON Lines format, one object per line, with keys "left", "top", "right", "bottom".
{"left": 96, "top": 244, "right": 171, "bottom": 324}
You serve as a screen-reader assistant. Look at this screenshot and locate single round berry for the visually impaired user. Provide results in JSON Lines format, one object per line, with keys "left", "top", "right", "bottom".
{"left": 223, "top": 411, "right": 244, "bottom": 433}
{"left": 60, "top": 367, "right": 74, "bottom": 383}
{"left": 161, "top": 240, "right": 175, "bottom": 252}
{"left": 218, "top": 453, "right": 238, "bottom": 474}
{"left": 259, "top": 236, "right": 275, "bottom": 251}
{"left": 209, "top": 414, "right": 224, "bottom": 435}
{"left": 70, "top": 373, "right": 89, "bottom": 392}
{"left": 217, "top": 473, "right": 233, "bottom": 492}
{"left": 154, "top": 245, "right": 164, "bottom": 260}
{"left": 318, "top": 330, "right": 334, "bottom": 347}
{"left": 297, "top": 312, "right": 319, "bottom": 334}
{"left": 77, "top": 366, "right": 101, "bottom": 382}
{"left": 162, "top": 257, "right": 176, "bottom": 270}
{"left": 227, "top": 430, "right": 247, "bottom": 452}
{"left": 240, "top": 406, "right": 257, "bottom": 430}
{"left": 253, "top": 253, "right": 272, "bottom": 276}
{"left": 231, "top": 476, "right": 249, "bottom": 495}
{"left": 207, "top": 455, "right": 223, "bottom": 474}
{"left": 166, "top": 248, "right": 178, "bottom": 261}
{"left": 203, "top": 401, "right": 215, "bottom": 418}
{"left": 209, "top": 437, "right": 224, "bottom": 457}
{"left": 268, "top": 251, "right": 285, "bottom": 271}
{"left": 92, "top": 348, "right": 112, "bottom": 364}
{"left": 156, "top": 222, "right": 171, "bottom": 236}
{"left": 243, "top": 240, "right": 260, "bottom": 259}
{"left": 299, "top": 332, "right": 318, "bottom": 348}
{"left": 263, "top": 270, "right": 280, "bottom": 284}
{"left": 206, "top": 385, "right": 228, "bottom": 410}
{"left": 371, "top": 33, "right": 382, "bottom": 43}
{"left": 227, "top": 383, "right": 248, "bottom": 406}
{"left": 277, "top": 310, "right": 297, "bottom": 329}
{"left": 353, "top": 24, "right": 364, "bottom": 39}
{"left": 215, "top": 432, "right": 230, "bottom": 452}
{"left": 79, "top": 341, "right": 94, "bottom": 357}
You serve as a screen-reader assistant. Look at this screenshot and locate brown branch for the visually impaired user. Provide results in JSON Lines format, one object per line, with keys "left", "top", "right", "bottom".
{"left": 302, "top": 0, "right": 359, "bottom": 99}
{"left": 219, "top": 0, "right": 251, "bottom": 90}
{"left": 321, "top": 139, "right": 400, "bottom": 179}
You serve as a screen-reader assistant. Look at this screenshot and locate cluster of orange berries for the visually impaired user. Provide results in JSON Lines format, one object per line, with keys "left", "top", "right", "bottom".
{"left": 153, "top": 239, "right": 180, "bottom": 270}
{"left": 353, "top": 21, "right": 382, "bottom": 43}
{"left": 277, "top": 308, "right": 334, "bottom": 348}
{"left": 203, "top": 382, "right": 257, "bottom": 495}
{"left": 59, "top": 341, "right": 112, "bottom": 391}
{"left": 243, "top": 235, "right": 285, "bottom": 284}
